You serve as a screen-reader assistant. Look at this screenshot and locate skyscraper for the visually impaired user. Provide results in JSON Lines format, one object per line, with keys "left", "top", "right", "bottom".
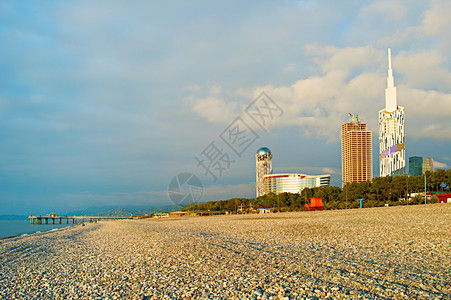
{"left": 341, "top": 114, "right": 373, "bottom": 186}
{"left": 409, "top": 156, "right": 434, "bottom": 176}
{"left": 379, "top": 48, "right": 406, "bottom": 177}
{"left": 255, "top": 147, "right": 272, "bottom": 197}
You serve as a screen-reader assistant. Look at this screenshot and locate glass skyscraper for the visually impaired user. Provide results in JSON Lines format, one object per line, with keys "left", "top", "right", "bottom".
{"left": 409, "top": 156, "right": 434, "bottom": 176}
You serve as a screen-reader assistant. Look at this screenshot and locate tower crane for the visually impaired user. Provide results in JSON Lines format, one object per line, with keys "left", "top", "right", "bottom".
{"left": 347, "top": 113, "right": 366, "bottom": 124}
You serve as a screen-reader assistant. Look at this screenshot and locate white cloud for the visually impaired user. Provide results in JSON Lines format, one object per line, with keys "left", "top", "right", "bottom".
{"left": 305, "top": 45, "right": 383, "bottom": 74}
{"left": 242, "top": 48, "right": 385, "bottom": 142}
{"left": 192, "top": 96, "right": 238, "bottom": 124}
{"left": 362, "top": 0, "right": 408, "bottom": 20}
{"left": 419, "top": 0, "right": 451, "bottom": 53}
{"left": 433, "top": 160, "right": 448, "bottom": 169}
{"left": 322, "top": 167, "right": 337, "bottom": 174}
{"left": 250, "top": 46, "right": 451, "bottom": 142}
{"left": 234, "top": 88, "right": 253, "bottom": 98}
{"left": 209, "top": 85, "right": 222, "bottom": 96}
{"left": 192, "top": 43, "right": 451, "bottom": 144}
{"left": 422, "top": 0, "right": 451, "bottom": 36}
{"left": 395, "top": 50, "right": 451, "bottom": 92}
{"left": 402, "top": 86, "right": 451, "bottom": 140}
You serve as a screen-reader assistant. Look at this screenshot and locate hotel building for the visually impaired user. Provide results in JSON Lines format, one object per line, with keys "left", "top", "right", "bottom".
{"left": 263, "top": 173, "right": 331, "bottom": 195}
{"left": 341, "top": 115, "right": 373, "bottom": 186}
{"left": 379, "top": 48, "right": 406, "bottom": 177}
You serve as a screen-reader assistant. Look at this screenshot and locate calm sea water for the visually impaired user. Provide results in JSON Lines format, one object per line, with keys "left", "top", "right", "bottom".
{"left": 0, "top": 219, "right": 75, "bottom": 239}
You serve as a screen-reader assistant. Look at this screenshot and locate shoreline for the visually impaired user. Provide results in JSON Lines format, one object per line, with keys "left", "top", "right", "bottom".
{"left": 0, "top": 220, "right": 88, "bottom": 241}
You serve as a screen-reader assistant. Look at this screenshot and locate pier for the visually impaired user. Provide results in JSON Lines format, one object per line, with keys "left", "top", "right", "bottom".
{"left": 28, "top": 214, "right": 132, "bottom": 225}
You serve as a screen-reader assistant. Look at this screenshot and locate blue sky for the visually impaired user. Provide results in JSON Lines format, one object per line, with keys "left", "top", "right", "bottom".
{"left": 1, "top": 0, "right": 450, "bottom": 214}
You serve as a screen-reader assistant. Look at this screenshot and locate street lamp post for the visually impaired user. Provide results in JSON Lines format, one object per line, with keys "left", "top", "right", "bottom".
{"left": 405, "top": 173, "right": 409, "bottom": 205}
{"left": 424, "top": 174, "right": 427, "bottom": 204}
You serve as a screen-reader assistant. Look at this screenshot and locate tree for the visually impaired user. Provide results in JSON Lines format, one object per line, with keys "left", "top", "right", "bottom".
{"left": 370, "top": 176, "right": 392, "bottom": 203}
{"left": 425, "top": 171, "right": 435, "bottom": 192}
{"left": 445, "top": 169, "right": 451, "bottom": 191}
{"left": 434, "top": 169, "right": 447, "bottom": 191}
{"left": 392, "top": 176, "right": 407, "bottom": 200}
{"left": 409, "top": 175, "right": 424, "bottom": 194}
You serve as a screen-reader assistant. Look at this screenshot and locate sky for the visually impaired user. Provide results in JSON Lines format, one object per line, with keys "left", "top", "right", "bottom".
{"left": 1, "top": 0, "right": 451, "bottom": 215}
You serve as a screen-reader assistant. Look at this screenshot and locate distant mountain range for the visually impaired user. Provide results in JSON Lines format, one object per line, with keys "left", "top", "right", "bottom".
{"left": 64, "top": 204, "right": 180, "bottom": 217}
{"left": 0, "top": 204, "right": 181, "bottom": 220}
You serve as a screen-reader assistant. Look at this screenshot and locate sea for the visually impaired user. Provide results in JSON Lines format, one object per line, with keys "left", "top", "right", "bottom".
{"left": 0, "top": 219, "right": 75, "bottom": 239}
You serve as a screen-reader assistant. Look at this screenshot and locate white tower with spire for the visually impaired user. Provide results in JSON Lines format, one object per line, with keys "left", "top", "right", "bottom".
{"left": 385, "top": 48, "right": 397, "bottom": 112}
{"left": 379, "top": 48, "right": 406, "bottom": 177}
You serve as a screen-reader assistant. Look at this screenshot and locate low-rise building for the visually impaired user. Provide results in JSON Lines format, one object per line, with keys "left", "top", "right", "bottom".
{"left": 437, "top": 193, "right": 451, "bottom": 203}
{"left": 258, "top": 207, "right": 272, "bottom": 214}
{"left": 263, "top": 173, "right": 330, "bottom": 195}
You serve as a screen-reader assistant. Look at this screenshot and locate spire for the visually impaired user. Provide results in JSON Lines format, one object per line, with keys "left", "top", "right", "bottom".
{"left": 388, "top": 48, "right": 392, "bottom": 70}
{"left": 387, "top": 48, "right": 394, "bottom": 88}
{"left": 385, "top": 48, "right": 397, "bottom": 112}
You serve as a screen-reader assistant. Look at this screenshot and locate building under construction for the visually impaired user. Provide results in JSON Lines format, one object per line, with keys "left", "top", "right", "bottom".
{"left": 341, "top": 114, "right": 373, "bottom": 186}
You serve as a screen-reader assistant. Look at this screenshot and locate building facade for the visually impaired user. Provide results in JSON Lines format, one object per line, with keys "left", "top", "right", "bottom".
{"left": 256, "top": 147, "right": 273, "bottom": 197}
{"left": 379, "top": 48, "right": 406, "bottom": 177}
{"left": 409, "top": 156, "right": 434, "bottom": 176}
{"left": 263, "top": 173, "right": 331, "bottom": 195}
{"left": 341, "top": 116, "right": 373, "bottom": 186}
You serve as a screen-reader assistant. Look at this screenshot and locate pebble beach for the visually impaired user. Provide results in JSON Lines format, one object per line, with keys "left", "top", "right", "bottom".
{"left": 0, "top": 204, "right": 450, "bottom": 299}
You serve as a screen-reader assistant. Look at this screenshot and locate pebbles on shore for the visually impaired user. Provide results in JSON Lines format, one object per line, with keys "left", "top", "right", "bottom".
{"left": 0, "top": 204, "right": 450, "bottom": 299}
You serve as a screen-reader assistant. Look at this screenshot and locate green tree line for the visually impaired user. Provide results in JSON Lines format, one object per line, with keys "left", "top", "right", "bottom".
{"left": 181, "top": 169, "right": 451, "bottom": 212}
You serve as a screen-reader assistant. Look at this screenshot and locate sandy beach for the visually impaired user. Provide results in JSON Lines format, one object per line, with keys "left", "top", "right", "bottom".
{"left": 0, "top": 204, "right": 450, "bottom": 299}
